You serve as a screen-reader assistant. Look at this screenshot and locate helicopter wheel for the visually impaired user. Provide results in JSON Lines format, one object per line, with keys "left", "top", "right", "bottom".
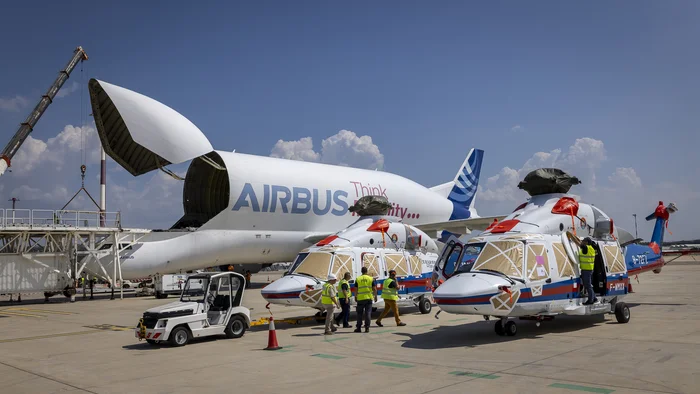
{"left": 505, "top": 320, "right": 517, "bottom": 336}
{"left": 494, "top": 320, "right": 505, "bottom": 336}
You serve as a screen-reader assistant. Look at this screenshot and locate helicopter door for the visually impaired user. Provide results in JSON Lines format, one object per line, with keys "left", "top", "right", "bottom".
{"left": 599, "top": 241, "right": 626, "bottom": 295}
{"left": 524, "top": 241, "right": 552, "bottom": 298}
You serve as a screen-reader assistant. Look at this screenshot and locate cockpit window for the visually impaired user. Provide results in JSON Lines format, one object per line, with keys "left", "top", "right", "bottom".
{"left": 290, "top": 252, "right": 333, "bottom": 279}
{"left": 443, "top": 244, "right": 462, "bottom": 276}
{"left": 471, "top": 241, "right": 524, "bottom": 279}
{"left": 455, "top": 243, "right": 485, "bottom": 274}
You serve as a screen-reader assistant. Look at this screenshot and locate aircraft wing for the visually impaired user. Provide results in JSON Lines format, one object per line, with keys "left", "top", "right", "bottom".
{"left": 414, "top": 215, "right": 507, "bottom": 234}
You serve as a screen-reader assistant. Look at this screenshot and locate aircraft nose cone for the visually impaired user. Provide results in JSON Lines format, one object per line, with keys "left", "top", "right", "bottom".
{"left": 261, "top": 275, "right": 315, "bottom": 301}
{"left": 433, "top": 273, "right": 516, "bottom": 316}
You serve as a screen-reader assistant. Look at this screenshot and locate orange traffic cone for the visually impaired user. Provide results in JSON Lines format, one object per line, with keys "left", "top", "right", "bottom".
{"left": 265, "top": 317, "right": 282, "bottom": 350}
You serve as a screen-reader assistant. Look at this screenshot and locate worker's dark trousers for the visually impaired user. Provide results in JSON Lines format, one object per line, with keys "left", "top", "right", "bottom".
{"left": 581, "top": 270, "right": 594, "bottom": 303}
{"left": 335, "top": 298, "right": 350, "bottom": 326}
{"left": 356, "top": 300, "right": 372, "bottom": 329}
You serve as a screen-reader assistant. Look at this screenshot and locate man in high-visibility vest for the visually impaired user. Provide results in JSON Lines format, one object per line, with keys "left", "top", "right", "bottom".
{"left": 322, "top": 273, "right": 341, "bottom": 335}
{"left": 354, "top": 266, "right": 377, "bottom": 333}
{"left": 334, "top": 272, "right": 352, "bottom": 328}
{"left": 579, "top": 238, "right": 597, "bottom": 305}
{"left": 376, "top": 270, "right": 406, "bottom": 327}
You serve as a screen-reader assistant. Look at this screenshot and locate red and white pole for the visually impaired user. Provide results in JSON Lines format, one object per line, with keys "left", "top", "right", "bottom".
{"left": 100, "top": 146, "right": 106, "bottom": 227}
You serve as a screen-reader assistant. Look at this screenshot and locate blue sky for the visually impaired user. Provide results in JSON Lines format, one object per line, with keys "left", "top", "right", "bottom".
{"left": 0, "top": 2, "right": 698, "bottom": 240}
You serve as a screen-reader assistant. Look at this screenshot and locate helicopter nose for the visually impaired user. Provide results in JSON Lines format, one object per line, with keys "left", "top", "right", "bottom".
{"left": 433, "top": 273, "right": 516, "bottom": 316}
{"left": 261, "top": 275, "right": 314, "bottom": 302}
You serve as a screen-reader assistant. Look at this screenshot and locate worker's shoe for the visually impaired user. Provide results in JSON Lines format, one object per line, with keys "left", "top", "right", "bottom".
{"left": 331, "top": 326, "right": 337, "bottom": 332}
{"left": 324, "top": 331, "right": 334, "bottom": 335}
{"left": 397, "top": 322, "right": 406, "bottom": 327}
{"left": 343, "top": 324, "right": 352, "bottom": 328}
{"left": 354, "top": 328, "right": 362, "bottom": 333}
{"left": 376, "top": 320, "right": 383, "bottom": 327}
{"left": 364, "top": 327, "right": 369, "bottom": 333}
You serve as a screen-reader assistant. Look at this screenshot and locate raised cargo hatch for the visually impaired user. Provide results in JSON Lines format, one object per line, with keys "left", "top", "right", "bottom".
{"left": 88, "top": 79, "right": 213, "bottom": 176}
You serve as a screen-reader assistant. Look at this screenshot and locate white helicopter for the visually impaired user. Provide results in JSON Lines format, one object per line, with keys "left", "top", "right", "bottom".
{"left": 430, "top": 168, "right": 677, "bottom": 336}
{"left": 262, "top": 196, "right": 439, "bottom": 316}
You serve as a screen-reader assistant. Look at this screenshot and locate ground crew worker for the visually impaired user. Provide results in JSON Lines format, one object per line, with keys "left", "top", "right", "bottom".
{"left": 334, "top": 272, "right": 352, "bottom": 328}
{"left": 579, "top": 237, "right": 597, "bottom": 305}
{"left": 376, "top": 270, "right": 406, "bottom": 327}
{"left": 245, "top": 270, "right": 252, "bottom": 288}
{"left": 354, "top": 266, "right": 377, "bottom": 333}
{"left": 228, "top": 264, "right": 234, "bottom": 272}
{"left": 322, "top": 274, "right": 340, "bottom": 335}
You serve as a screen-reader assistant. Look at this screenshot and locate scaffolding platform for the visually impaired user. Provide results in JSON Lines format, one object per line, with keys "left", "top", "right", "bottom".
{"left": 0, "top": 208, "right": 150, "bottom": 301}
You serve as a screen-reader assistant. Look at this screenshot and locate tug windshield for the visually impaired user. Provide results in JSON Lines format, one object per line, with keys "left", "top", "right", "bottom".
{"left": 181, "top": 277, "right": 208, "bottom": 302}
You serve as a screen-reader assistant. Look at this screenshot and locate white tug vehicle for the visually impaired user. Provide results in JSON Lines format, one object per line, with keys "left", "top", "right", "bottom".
{"left": 136, "top": 272, "right": 251, "bottom": 346}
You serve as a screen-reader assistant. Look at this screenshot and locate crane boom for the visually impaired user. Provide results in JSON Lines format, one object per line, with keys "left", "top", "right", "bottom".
{"left": 0, "top": 46, "right": 88, "bottom": 176}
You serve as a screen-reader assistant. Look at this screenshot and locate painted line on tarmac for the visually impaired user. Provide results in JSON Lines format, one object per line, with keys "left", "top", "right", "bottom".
{"left": 370, "top": 329, "right": 395, "bottom": 334}
{"left": 415, "top": 324, "right": 433, "bottom": 327}
{"left": 449, "top": 371, "right": 500, "bottom": 380}
{"left": 6, "top": 307, "right": 76, "bottom": 315}
{"left": 373, "top": 361, "right": 414, "bottom": 369}
{"left": 449, "top": 318, "right": 471, "bottom": 322}
{"left": 549, "top": 383, "right": 614, "bottom": 393}
{"left": 312, "top": 354, "right": 346, "bottom": 360}
{"left": 0, "top": 330, "right": 99, "bottom": 344}
{"left": 325, "top": 336, "right": 350, "bottom": 342}
{"left": 0, "top": 310, "right": 44, "bottom": 318}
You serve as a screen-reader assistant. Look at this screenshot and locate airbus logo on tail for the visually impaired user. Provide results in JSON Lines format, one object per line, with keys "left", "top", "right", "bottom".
{"left": 232, "top": 183, "right": 349, "bottom": 216}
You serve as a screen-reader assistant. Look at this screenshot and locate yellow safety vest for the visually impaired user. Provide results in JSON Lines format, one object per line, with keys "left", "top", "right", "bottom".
{"left": 381, "top": 278, "right": 398, "bottom": 301}
{"left": 321, "top": 282, "right": 335, "bottom": 305}
{"left": 356, "top": 275, "right": 374, "bottom": 301}
{"left": 337, "top": 279, "right": 351, "bottom": 300}
{"left": 579, "top": 246, "right": 596, "bottom": 271}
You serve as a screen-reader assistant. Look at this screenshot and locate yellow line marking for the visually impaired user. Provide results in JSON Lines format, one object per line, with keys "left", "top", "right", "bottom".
{"left": 0, "top": 330, "right": 99, "bottom": 343}
{"left": 0, "top": 310, "right": 44, "bottom": 318}
{"left": 6, "top": 308, "right": 76, "bottom": 315}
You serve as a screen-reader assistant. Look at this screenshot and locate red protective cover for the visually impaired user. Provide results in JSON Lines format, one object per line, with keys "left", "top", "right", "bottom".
{"left": 367, "top": 219, "right": 391, "bottom": 232}
{"left": 489, "top": 219, "right": 520, "bottom": 233}
{"left": 551, "top": 197, "right": 579, "bottom": 216}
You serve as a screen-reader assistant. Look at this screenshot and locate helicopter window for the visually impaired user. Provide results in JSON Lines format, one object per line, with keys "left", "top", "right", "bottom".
{"left": 361, "top": 253, "right": 380, "bottom": 278}
{"left": 603, "top": 244, "right": 625, "bottom": 273}
{"left": 551, "top": 242, "right": 576, "bottom": 277}
{"left": 526, "top": 243, "right": 550, "bottom": 281}
{"left": 408, "top": 255, "right": 422, "bottom": 276}
{"left": 384, "top": 253, "right": 409, "bottom": 277}
{"left": 443, "top": 244, "right": 463, "bottom": 276}
{"left": 455, "top": 243, "right": 484, "bottom": 273}
{"left": 288, "top": 253, "right": 310, "bottom": 274}
{"left": 331, "top": 253, "right": 353, "bottom": 279}
{"left": 472, "top": 241, "right": 524, "bottom": 279}
{"left": 290, "top": 252, "right": 332, "bottom": 279}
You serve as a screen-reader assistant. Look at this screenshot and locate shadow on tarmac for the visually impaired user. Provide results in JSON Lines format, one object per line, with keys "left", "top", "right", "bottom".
{"left": 396, "top": 314, "right": 608, "bottom": 349}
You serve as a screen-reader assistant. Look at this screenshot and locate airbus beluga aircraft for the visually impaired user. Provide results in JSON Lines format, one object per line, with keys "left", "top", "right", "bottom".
{"left": 85, "top": 79, "right": 501, "bottom": 280}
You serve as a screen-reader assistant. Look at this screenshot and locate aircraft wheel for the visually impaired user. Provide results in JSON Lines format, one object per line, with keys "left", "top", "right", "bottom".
{"left": 615, "top": 302, "right": 630, "bottom": 324}
{"left": 418, "top": 297, "right": 432, "bottom": 314}
{"left": 494, "top": 321, "right": 505, "bottom": 336}
{"left": 505, "top": 320, "right": 517, "bottom": 336}
{"left": 169, "top": 326, "right": 190, "bottom": 347}
{"left": 225, "top": 315, "right": 247, "bottom": 338}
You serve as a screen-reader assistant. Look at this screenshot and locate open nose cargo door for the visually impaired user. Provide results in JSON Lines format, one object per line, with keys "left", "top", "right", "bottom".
{"left": 88, "top": 79, "right": 214, "bottom": 176}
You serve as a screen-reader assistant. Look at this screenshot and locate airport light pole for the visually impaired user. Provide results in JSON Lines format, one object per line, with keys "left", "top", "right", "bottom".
{"left": 633, "top": 214, "right": 638, "bottom": 239}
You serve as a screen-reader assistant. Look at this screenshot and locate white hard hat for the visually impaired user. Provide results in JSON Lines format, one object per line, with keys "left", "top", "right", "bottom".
{"left": 327, "top": 273, "right": 337, "bottom": 280}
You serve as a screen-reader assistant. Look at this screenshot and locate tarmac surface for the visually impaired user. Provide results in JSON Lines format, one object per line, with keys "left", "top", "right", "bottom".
{"left": 1, "top": 259, "right": 699, "bottom": 394}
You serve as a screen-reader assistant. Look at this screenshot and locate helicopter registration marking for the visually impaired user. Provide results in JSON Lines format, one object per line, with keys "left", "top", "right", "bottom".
{"left": 609, "top": 282, "right": 626, "bottom": 291}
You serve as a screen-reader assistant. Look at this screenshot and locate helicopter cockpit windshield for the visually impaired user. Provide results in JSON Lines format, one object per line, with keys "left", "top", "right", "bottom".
{"left": 287, "top": 252, "right": 333, "bottom": 280}
{"left": 456, "top": 241, "right": 526, "bottom": 283}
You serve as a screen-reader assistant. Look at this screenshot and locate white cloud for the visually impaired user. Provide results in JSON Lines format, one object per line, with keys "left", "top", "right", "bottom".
{"left": 11, "top": 124, "right": 100, "bottom": 175}
{"left": 270, "top": 129, "right": 384, "bottom": 170}
{"left": 511, "top": 125, "right": 522, "bottom": 132}
{"left": 609, "top": 167, "right": 642, "bottom": 189}
{"left": 0, "top": 95, "right": 29, "bottom": 112}
{"left": 55, "top": 81, "right": 80, "bottom": 99}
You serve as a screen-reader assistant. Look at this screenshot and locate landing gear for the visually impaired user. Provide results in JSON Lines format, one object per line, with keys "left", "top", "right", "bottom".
{"left": 614, "top": 302, "right": 630, "bottom": 323}
{"left": 418, "top": 297, "right": 432, "bottom": 314}
{"left": 494, "top": 319, "right": 517, "bottom": 336}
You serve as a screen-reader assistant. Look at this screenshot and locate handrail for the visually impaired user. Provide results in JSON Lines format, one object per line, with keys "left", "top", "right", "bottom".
{"left": 0, "top": 208, "right": 122, "bottom": 229}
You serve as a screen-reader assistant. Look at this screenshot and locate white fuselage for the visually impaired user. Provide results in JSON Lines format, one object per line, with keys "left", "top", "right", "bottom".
{"left": 89, "top": 153, "right": 454, "bottom": 279}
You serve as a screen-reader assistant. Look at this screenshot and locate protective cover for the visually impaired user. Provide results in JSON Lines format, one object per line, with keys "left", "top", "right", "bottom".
{"left": 348, "top": 195, "right": 393, "bottom": 216}
{"left": 517, "top": 168, "right": 581, "bottom": 196}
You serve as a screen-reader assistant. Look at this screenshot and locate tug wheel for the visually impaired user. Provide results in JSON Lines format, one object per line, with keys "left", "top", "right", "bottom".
{"left": 615, "top": 302, "right": 630, "bottom": 323}
{"left": 169, "top": 326, "right": 190, "bottom": 347}
{"left": 494, "top": 321, "right": 505, "bottom": 336}
{"left": 225, "top": 315, "right": 247, "bottom": 338}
